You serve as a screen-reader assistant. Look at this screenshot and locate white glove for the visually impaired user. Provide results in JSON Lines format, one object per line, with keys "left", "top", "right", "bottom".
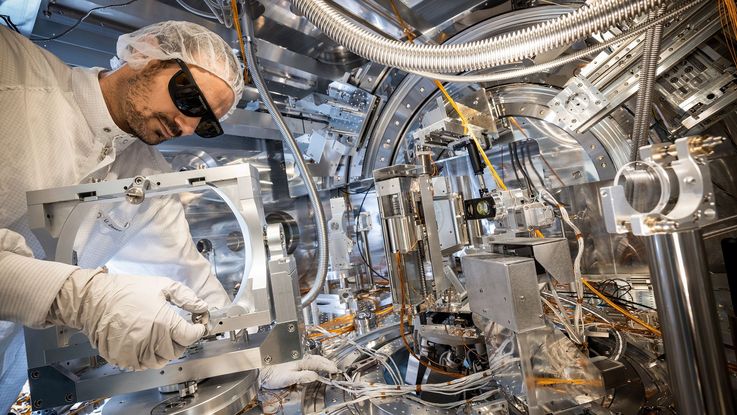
{"left": 46, "top": 268, "right": 208, "bottom": 371}
{"left": 259, "top": 354, "right": 339, "bottom": 389}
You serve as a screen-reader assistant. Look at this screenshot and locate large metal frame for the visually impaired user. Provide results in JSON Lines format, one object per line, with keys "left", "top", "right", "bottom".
{"left": 23, "top": 164, "right": 303, "bottom": 410}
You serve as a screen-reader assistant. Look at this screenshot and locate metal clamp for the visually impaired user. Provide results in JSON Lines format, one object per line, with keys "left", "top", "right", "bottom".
{"left": 600, "top": 136, "right": 723, "bottom": 235}
{"left": 124, "top": 176, "right": 150, "bottom": 205}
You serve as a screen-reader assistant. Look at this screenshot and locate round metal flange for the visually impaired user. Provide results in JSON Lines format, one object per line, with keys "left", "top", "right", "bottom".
{"left": 102, "top": 371, "right": 258, "bottom": 415}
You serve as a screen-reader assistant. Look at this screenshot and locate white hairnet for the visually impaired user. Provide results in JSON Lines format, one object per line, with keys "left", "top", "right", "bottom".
{"left": 113, "top": 20, "right": 244, "bottom": 119}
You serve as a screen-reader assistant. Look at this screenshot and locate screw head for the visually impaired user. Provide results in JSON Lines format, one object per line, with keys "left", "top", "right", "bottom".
{"left": 65, "top": 393, "right": 74, "bottom": 402}
{"left": 30, "top": 370, "right": 40, "bottom": 380}
{"left": 287, "top": 323, "right": 296, "bottom": 333}
{"left": 264, "top": 355, "right": 273, "bottom": 364}
{"left": 291, "top": 350, "right": 300, "bottom": 359}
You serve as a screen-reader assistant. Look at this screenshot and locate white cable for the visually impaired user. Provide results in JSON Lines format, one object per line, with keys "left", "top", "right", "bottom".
{"left": 539, "top": 189, "right": 585, "bottom": 340}
{"left": 308, "top": 326, "right": 404, "bottom": 385}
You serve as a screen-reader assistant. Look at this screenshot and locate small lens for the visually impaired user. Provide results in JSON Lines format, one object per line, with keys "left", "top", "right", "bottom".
{"left": 475, "top": 200, "right": 490, "bottom": 216}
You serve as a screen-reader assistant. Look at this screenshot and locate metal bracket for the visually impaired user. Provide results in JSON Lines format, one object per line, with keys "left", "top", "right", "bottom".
{"left": 548, "top": 76, "right": 608, "bottom": 132}
{"left": 600, "top": 136, "right": 722, "bottom": 235}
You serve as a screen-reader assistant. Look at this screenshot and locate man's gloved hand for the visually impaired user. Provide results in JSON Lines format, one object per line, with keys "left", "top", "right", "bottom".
{"left": 46, "top": 268, "right": 209, "bottom": 371}
{"left": 259, "top": 354, "right": 339, "bottom": 389}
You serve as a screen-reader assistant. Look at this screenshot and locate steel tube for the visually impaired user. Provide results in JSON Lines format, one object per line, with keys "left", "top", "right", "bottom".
{"left": 359, "top": 230, "right": 374, "bottom": 287}
{"left": 644, "top": 229, "right": 735, "bottom": 415}
{"left": 242, "top": 10, "right": 329, "bottom": 308}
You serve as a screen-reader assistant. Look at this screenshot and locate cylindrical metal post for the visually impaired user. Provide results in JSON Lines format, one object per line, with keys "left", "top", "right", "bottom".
{"left": 360, "top": 230, "right": 374, "bottom": 287}
{"left": 645, "top": 229, "right": 735, "bottom": 415}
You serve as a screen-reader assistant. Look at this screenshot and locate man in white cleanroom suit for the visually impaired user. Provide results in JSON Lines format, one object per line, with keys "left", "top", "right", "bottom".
{"left": 0, "top": 21, "right": 335, "bottom": 412}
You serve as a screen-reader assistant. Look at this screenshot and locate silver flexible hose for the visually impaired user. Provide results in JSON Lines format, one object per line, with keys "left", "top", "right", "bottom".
{"left": 630, "top": 9, "right": 665, "bottom": 162}
{"left": 242, "top": 10, "right": 329, "bottom": 308}
{"left": 406, "top": 0, "right": 701, "bottom": 83}
{"left": 291, "top": 0, "right": 670, "bottom": 73}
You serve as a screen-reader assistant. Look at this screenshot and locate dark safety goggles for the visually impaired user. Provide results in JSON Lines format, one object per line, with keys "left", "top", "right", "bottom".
{"left": 168, "top": 58, "right": 224, "bottom": 138}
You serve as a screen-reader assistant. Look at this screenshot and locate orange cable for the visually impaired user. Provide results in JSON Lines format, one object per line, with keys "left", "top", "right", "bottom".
{"left": 388, "top": 0, "right": 507, "bottom": 191}
{"left": 230, "top": 0, "right": 250, "bottom": 83}
{"left": 582, "top": 279, "right": 661, "bottom": 336}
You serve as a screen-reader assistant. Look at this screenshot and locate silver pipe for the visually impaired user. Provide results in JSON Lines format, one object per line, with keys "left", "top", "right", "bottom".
{"left": 644, "top": 229, "right": 735, "bottom": 414}
{"left": 359, "top": 230, "right": 374, "bottom": 287}
{"left": 241, "top": 11, "right": 329, "bottom": 308}
{"left": 291, "top": 0, "right": 671, "bottom": 73}
{"left": 406, "top": 0, "right": 702, "bottom": 83}
{"left": 630, "top": 8, "right": 664, "bottom": 162}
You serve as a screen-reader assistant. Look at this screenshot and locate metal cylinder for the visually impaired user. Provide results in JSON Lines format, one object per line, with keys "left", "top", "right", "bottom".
{"left": 354, "top": 312, "right": 372, "bottom": 336}
{"left": 644, "top": 229, "right": 735, "bottom": 414}
{"left": 359, "top": 230, "right": 374, "bottom": 287}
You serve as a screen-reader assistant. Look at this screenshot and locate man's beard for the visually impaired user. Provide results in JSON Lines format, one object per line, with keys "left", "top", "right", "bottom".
{"left": 122, "top": 65, "right": 182, "bottom": 145}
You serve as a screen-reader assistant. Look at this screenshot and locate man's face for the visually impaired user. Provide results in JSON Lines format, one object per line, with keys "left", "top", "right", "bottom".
{"left": 122, "top": 60, "right": 234, "bottom": 145}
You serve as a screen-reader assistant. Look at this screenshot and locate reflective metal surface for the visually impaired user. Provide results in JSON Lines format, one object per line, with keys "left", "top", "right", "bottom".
{"left": 645, "top": 229, "right": 735, "bottom": 414}
{"left": 102, "top": 370, "right": 258, "bottom": 415}
{"left": 10, "top": 0, "right": 737, "bottom": 413}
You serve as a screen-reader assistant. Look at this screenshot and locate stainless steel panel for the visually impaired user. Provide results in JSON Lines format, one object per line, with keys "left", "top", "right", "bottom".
{"left": 101, "top": 371, "right": 258, "bottom": 415}
{"left": 461, "top": 253, "right": 544, "bottom": 333}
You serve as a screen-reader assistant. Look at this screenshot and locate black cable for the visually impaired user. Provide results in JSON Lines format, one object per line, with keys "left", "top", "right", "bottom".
{"left": 31, "top": 0, "right": 140, "bottom": 42}
{"left": 0, "top": 15, "right": 21, "bottom": 33}
{"left": 341, "top": 186, "right": 373, "bottom": 196}
{"left": 499, "top": 144, "right": 505, "bottom": 182}
{"left": 557, "top": 290, "right": 655, "bottom": 310}
{"left": 512, "top": 141, "right": 536, "bottom": 193}
{"left": 434, "top": 148, "right": 447, "bottom": 175}
{"left": 714, "top": 180, "right": 737, "bottom": 203}
{"left": 517, "top": 142, "right": 536, "bottom": 193}
{"left": 508, "top": 143, "right": 522, "bottom": 185}
{"left": 354, "top": 185, "right": 389, "bottom": 281}
{"left": 524, "top": 140, "right": 546, "bottom": 188}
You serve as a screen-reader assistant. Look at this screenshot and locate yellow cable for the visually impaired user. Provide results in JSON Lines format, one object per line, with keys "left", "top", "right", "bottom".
{"left": 534, "top": 377, "right": 602, "bottom": 386}
{"left": 508, "top": 116, "right": 529, "bottom": 139}
{"left": 434, "top": 80, "right": 508, "bottom": 190}
{"left": 581, "top": 279, "right": 661, "bottom": 336}
{"left": 387, "top": 0, "right": 507, "bottom": 191}
{"left": 230, "top": 0, "right": 249, "bottom": 83}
